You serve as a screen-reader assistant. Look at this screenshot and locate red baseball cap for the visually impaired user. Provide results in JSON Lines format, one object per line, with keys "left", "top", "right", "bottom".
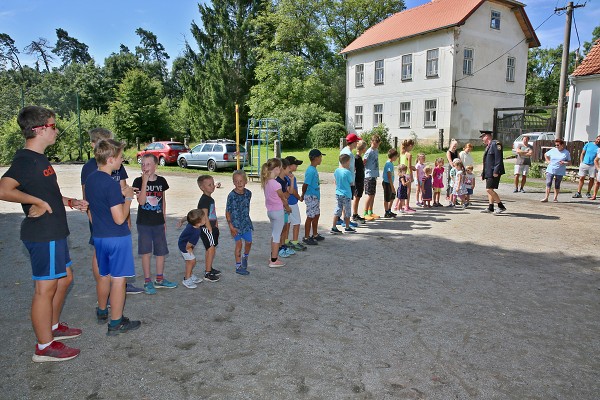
{"left": 346, "top": 133, "right": 362, "bottom": 144}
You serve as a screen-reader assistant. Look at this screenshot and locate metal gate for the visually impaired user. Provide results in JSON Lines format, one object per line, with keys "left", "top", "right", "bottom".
{"left": 493, "top": 106, "right": 557, "bottom": 146}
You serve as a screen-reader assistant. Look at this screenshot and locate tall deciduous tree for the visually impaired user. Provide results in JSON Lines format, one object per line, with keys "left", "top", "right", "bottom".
{"left": 525, "top": 46, "right": 577, "bottom": 106}
{"left": 109, "top": 69, "right": 169, "bottom": 142}
{"left": 182, "top": 0, "right": 266, "bottom": 139}
{"left": 0, "top": 33, "right": 24, "bottom": 79}
{"left": 24, "top": 38, "right": 55, "bottom": 72}
{"left": 583, "top": 25, "right": 600, "bottom": 55}
{"left": 52, "top": 28, "right": 92, "bottom": 67}
{"left": 135, "top": 28, "right": 170, "bottom": 82}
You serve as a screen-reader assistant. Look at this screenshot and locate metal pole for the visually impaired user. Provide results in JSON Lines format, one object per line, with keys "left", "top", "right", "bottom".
{"left": 77, "top": 92, "right": 82, "bottom": 160}
{"left": 236, "top": 104, "right": 240, "bottom": 170}
{"left": 555, "top": 2, "right": 584, "bottom": 140}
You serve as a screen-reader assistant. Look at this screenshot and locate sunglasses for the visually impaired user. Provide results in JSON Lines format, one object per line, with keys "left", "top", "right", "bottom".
{"left": 32, "top": 123, "right": 57, "bottom": 130}
{"left": 554, "top": 143, "right": 564, "bottom": 147}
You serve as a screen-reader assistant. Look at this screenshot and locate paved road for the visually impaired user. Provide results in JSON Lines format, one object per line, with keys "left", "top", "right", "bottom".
{"left": 0, "top": 165, "right": 598, "bottom": 399}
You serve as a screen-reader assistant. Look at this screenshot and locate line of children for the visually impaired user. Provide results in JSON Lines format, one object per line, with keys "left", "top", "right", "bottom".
{"left": 262, "top": 158, "right": 291, "bottom": 267}
{"left": 331, "top": 154, "right": 357, "bottom": 233}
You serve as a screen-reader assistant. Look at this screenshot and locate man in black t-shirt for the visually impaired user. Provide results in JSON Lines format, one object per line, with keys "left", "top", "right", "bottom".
{"left": 0, "top": 106, "right": 88, "bottom": 363}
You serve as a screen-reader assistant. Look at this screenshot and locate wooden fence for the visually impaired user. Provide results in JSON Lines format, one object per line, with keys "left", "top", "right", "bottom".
{"left": 532, "top": 140, "right": 584, "bottom": 166}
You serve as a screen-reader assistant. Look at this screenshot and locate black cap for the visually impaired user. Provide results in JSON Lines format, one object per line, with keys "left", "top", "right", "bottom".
{"left": 308, "top": 149, "right": 325, "bottom": 159}
{"left": 479, "top": 130, "right": 493, "bottom": 138}
{"left": 284, "top": 155, "right": 303, "bottom": 165}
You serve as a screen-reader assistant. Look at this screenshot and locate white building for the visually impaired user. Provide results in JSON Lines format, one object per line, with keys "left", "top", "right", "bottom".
{"left": 565, "top": 40, "right": 600, "bottom": 142}
{"left": 340, "top": 0, "right": 540, "bottom": 143}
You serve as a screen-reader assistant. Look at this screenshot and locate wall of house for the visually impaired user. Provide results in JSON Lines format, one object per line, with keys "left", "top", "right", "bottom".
{"left": 450, "top": 2, "right": 530, "bottom": 141}
{"left": 345, "top": 29, "right": 455, "bottom": 144}
{"left": 565, "top": 75, "right": 600, "bottom": 142}
{"left": 344, "top": 0, "right": 531, "bottom": 145}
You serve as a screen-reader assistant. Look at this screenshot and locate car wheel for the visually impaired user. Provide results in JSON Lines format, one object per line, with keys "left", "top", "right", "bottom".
{"left": 178, "top": 158, "right": 188, "bottom": 168}
{"left": 159, "top": 157, "right": 166, "bottom": 166}
{"left": 137, "top": 156, "right": 142, "bottom": 164}
{"left": 207, "top": 159, "right": 217, "bottom": 172}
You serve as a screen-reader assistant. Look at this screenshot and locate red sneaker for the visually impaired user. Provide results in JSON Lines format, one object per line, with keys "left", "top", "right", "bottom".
{"left": 52, "top": 322, "right": 82, "bottom": 340}
{"left": 32, "top": 341, "right": 80, "bottom": 363}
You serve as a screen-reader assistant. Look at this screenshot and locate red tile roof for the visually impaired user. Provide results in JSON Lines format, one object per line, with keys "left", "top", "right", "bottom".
{"left": 340, "top": 0, "right": 540, "bottom": 54}
{"left": 572, "top": 40, "right": 600, "bottom": 77}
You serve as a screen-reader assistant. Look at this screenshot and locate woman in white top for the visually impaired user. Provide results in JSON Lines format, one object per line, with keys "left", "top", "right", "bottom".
{"left": 459, "top": 143, "right": 474, "bottom": 169}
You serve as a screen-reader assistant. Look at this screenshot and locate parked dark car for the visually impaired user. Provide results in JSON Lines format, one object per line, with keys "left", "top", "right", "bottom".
{"left": 177, "top": 139, "right": 247, "bottom": 171}
{"left": 136, "top": 141, "right": 189, "bottom": 166}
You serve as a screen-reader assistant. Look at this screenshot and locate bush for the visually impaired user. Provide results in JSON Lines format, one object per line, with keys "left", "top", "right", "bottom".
{"left": 275, "top": 103, "right": 342, "bottom": 147}
{"left": 360, "top": 124, "right": 393, "bottom": 153}
{"left": 0, "top": 118, "right": 24, "bottom": 165}
{"left": 528, "top": 162, "right": 544, "bottom": 178}
{"left": 307, "top": 122, "right": 346, "bottom": 148}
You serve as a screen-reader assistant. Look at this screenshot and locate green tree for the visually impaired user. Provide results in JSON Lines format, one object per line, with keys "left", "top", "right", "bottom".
{"left": 182, "top": 0, "right": 266, "bottom": 139}
{"left": 525, "top": 46, "right": 577, "bottom": 106}
{"left": 109, "top": 69, "right": 169, "bottom": 143}
{"left": 583, "top": 25, "right": 600, "bottom": 55}
{"left": 24, "top": 38, "right": 55, "bottom": 72}
{"left": 104, "top": 46, "right": 142, "bottom": 89}
{"left": 135, "top": 28, "right": 170, "bottom": 82}
{"left": 52, "top": 28, "right": 92, "bottom": 67}
{"left": 0, "top": 33, "right": 24, "bottom": 79}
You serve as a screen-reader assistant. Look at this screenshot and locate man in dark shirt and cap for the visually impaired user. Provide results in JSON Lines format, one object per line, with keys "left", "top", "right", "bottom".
{"left": 480, "top": 130, "right": 506, "bottom": 214}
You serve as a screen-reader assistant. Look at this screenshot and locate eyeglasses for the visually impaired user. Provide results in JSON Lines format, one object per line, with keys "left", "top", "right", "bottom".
{"left": 32, "top": 123, "right": 57, "bottom": 130}
{"left": 554, "top": 143, "right": 563, "bottom": 147}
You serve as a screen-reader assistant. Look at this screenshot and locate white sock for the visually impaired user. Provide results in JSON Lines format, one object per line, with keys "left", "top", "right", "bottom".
{"left": 52, "top": 323, "right": 59, "bottom": 331}
{"left": 37, "top": 341, "right": 53, "bottom": 350}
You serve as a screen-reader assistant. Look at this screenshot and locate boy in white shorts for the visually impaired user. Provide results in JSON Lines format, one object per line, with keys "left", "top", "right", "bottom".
{"left": 178, "top": 209, "right": 206, "bottom": 289}
{"left": 284, "top": 156, "right": 306, "bottom": 251}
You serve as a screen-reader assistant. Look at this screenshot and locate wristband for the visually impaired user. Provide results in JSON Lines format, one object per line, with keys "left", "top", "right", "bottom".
{"left": 68, "top": 199, "right": 74, "bottom": 209}
{"left": 125, "top": 197, "right": 134, "bottom": 201}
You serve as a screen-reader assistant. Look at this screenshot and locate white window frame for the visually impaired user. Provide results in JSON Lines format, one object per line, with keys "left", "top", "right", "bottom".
{"left": 463, "top": 48, "right": 474, "bottom": 75}
{"left": 424, "top": 99, "right": 437, "bottom": 127}
{"left": 400, "top": 102, "right": 411, "bottom": 128}
{"left": 401, "top": 54, "right": 412, "bottom": 81}
{"left": 374, "top": 60, "right": 384, "bottom": 85}
{"left": 354, "top": 106, "right": 363, "bottom": 129}
{"left": 355, "top": 64, "right": 364, "bottom": 87}
{"left": 491, "top": 10, "right": 501, "bottom": 30}
{"left": 426, "top": 49, "right": 439, "bottom": 77}
{"left": 373, "top": 104, "right": 383, "bottom": 125}
{"left": 506, "top": 56, "right": 515, "bottom": 82}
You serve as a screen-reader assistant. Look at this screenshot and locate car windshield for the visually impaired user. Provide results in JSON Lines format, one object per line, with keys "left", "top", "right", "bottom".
{"left": 527, "top": 135, "right": 540, "bottom": 141}
{"left": 226, "top": 144, "right": 245, "bottom": 152}
{"left": 169, "top": 143, "right": 187, "bottom": 150}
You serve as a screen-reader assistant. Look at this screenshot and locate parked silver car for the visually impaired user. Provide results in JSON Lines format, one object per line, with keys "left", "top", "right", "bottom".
{"left": 177, "top": 139, "right": 247, "bottom": 171}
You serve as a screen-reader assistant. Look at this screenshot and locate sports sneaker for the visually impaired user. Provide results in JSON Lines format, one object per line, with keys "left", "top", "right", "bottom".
{"left": 344, "top": 227, "right": 357, "bottom": 233}
{"left": 336, "top": 218, "right": 344, "bottom": 226}
{"left": 290, "top": 242, "right": 306, "bottom": 251}
{"left": 313, "top": 234, "right": 325, "bottom": 241}
{"left": 144, "top": 281, "right": 157, "bottom": 295}
{"left": 330, "top": 227, "right": 343, "bottom": 234}
{"left": 370, "top": 213, "right": 380, "bottom": 219}
{"left": 241, "top": 256, "right": 249, "bottom": 269}
{"left": 125, "top": 283, "right": 143, "bottom": 295}
{"left": 278, "top": 247, "right": 291, "bottom": 258}
{"left": 52, "top": 322, "right": 82, "bottom": 341}
{"left": 513, "top": 188, "right": 519, "bottom": 193}
{"left": 404, "top": 208, "right": 416, "bottom": 213}
{"left": 182, "top": 277, "right": 198, "bottom": 289}
{"left": 154, "top": 279, "right": 178, "bottom": 289}
{"left": 494, "top": 207, "right": 506, "bottom": 214}
{"left": 96, "top": 307, "right": 109, "bottom": 324}
{"left": 268, "top": 259, "right": 286, "bottom": 268}
{"left": 284, "top": 246, "right": 296, "bottom": 256}
{"left": 352, "top": 214, "right": 366, "bottom": 223}
{"left": 107, "top": 317, "right": 141, "bottom": 336}
{"left": 383, "top": 211, "right": 393, "bottom": 218}
{"left": 211, "top": 268, "right": 222, "bottom": 276}
{"left": 520, "top": 188, "right": 526, "bottom": 193}
{"left": 189, "top": 274, "right": 203, "bottom": 284}
{"left": 481, "top": 208, "right": 494, "bottom": 213}
{"left": 235, "top": 265, "right": 250, "bottom": 275}
{"left": 32, "top": 341, "right": 80, "bottom": 363}
{"left": 572, "top": 192, "right": 582, "bottom": 198}
{"left": 585, "top": 192, "right": 592, "bottom": 198}
{"left": 363, "top": 214, "right": 375, "bottom": 221}
{"left": 303, "top": 236, "right": 318, "bottom": 245}
{"left": 204, "top": 271, "right": 220, "bottom": 282}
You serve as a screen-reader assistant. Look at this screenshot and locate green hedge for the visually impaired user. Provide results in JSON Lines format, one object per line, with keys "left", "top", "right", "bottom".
{"left": 307, "top": 122, "right": 346, "bottom": 148}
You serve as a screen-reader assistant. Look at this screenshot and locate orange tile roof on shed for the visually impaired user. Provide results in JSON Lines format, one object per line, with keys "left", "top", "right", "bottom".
{"left": 340, "top": 0, "right": 540, "bottom": 54}
{"left": 572, "top": 40, "right": 600, "bottom": 76}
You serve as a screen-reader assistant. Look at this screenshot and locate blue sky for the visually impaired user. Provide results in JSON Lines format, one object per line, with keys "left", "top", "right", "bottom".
{"left": 1, "top": 0, "right": 598, "bottom": 69}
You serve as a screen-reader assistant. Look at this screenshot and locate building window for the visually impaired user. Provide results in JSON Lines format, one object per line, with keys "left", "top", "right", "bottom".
{"left": 373, "top": 104, "right": 383, "bottom": 125}
{"left": 355, "top": 64, "right": 364, "bottom": 87}
{"left": 354, "top": 106, "right": 363, "bottom": 129}
{"left": 400, "top": 102, "right": 411, "bottom": 127}
{"left": 374, "top": 60, "right": 384, "bottom": 85}
{"left": 424, "top": 99, "right": 437, "bottom": 127}
{"left": 491, "top": 10, "right": 501, "bottom": 30}
{"left": 401, "top": 54, "right": 412, "bottom": 81}
{"left": 426, "top": 49, "right": 439, "bottom": 77}
{"left": 506, "top": 57, "right": 515, "bottom": 82}
{"left": 463, "top": 48, "right": 474, "bottom": 75}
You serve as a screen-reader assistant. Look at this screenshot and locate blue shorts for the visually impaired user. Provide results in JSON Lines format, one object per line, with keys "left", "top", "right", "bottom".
{"left": 93, "top": 235, "right": 135, "bottom": 278}
{"left": 23, "top": 239, "right": 72, "bottom": 281}
{"left": 137, "top": 224, "right": 169, "bottom": 256}
{"left": 234, "top": 230, "right": 253, "bottom": 243}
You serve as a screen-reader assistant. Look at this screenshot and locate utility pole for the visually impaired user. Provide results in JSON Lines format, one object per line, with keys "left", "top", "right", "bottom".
{"left": 555, "top": 1, "right": 584, "bottom": 140}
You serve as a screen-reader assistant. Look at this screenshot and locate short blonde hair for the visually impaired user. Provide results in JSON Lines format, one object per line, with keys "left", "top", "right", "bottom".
{"left": 88, "top": 128, "right": 113, "bottom": 144}
{"left": 94, "top": 139, "right": 124, "bottom": 166}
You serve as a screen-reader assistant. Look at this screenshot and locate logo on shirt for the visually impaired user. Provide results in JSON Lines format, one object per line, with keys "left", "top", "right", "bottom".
{"left": 43, "top": 165, "right": 55, "bottom": 177}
